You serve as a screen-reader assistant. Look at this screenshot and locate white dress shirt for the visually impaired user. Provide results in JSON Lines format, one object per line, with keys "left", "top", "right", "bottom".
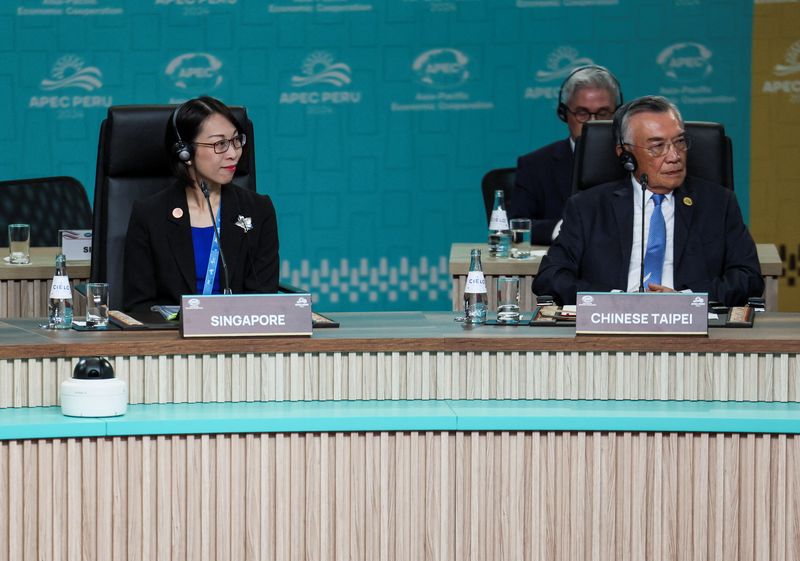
{"left": 626, "top": 176, "right": 676, "bottom": 292}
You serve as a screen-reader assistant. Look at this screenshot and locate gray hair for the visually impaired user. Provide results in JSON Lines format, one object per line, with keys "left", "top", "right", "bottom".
{"left": 562, "top": 65, "right": 621, "bottom": 107}
{"left": 618, "top": 95, "right": 684, "bottom": 144}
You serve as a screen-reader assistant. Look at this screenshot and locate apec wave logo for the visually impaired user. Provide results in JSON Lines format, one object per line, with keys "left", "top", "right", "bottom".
{"left": 774, "top": 39, "right": 800, "bottom": 77}
{"left": 535, "top": 46, "right": 593, "bottom": 83}
{"left": 657, "top": 42, "right": 713, "bottom": 83}
{"left": 40, "top": 55, "right": 102, "bottom": 91}
{"left": 290, "top": 51, "right": 352, "bottom": 87}
{"left": 412, "top": 48, "right": 469, "bottom": 89}
{"left": 762, "top": 39, "right": 800, "bottom": 103}
{"left": 165, "top": 53, "right": 223, "bottom": 91}
{"left": 279, "top": 52, "right": 361, "bottom": 113}
{"left": 30, "top": 54, "right": 112, "bottom": 117}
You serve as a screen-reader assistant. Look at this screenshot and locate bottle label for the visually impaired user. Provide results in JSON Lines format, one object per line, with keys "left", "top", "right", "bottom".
{"left": 465, "top": 271, "right": 487, "bottom": 294}
{"left": 49, "top": 275, "right": 73, "bottom": 299}
{"left": 489, "top": 209, "right": 509, "bottom": 231}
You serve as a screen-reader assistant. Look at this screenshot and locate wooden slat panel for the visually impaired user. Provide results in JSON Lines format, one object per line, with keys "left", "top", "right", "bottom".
{"left": 3, "top": 351, "right": 800, "bottom": 408}
{"left": 3, "top": 432, "right": 800, "bottom": 560}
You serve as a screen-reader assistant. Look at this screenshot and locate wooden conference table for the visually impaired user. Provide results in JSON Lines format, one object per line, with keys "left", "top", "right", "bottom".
{"left": 1, "top": 312, "right": 800, "bottom": 560}
{"left": 0, "top": 246, "right": 90, "bottom": 318}
{"left": 449, "top": 242, "right": 784, "bottom": 313}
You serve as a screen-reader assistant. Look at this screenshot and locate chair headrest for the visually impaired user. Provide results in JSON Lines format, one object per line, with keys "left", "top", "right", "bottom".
{"left": 572, "top": 120, "right": 733, "bottom": 192}
{"left": 102, "top": 105, "right": 252, "bottom": 178}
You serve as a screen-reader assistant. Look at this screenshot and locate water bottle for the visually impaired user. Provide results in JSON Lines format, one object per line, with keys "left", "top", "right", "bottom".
{"left": 488, "top": 189, "right": 511, "bottom": 257}
{"left": 48, "top": 253, "right": 73, "bottom": 329}
{"left": 463, "top": 249, "right": 487, "bottom": 324}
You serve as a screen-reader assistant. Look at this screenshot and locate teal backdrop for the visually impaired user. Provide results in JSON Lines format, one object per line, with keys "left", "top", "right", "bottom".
{"left": 1, "top": 0, "right": 754, "bottom": 311}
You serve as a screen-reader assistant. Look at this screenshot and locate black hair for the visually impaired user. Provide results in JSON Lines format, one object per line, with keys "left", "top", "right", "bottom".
{"left": 165, "top": 96, "right": 244, "bottom": 187}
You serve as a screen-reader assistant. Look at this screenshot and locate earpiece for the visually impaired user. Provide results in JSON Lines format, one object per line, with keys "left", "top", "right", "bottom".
{"left": 618, "top": 151, "right": 637, "bottom": 172}
{"left": 556, "top": 64, "right": 623, "bottom": 123}
{"left": 171, "top": 102, "right": 193, "bottom": 162}
{"left": 612, "top": 100, "right": 637, "bottom": 172}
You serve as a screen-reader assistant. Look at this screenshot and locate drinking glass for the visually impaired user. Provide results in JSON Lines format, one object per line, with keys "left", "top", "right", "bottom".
{"left": 85, "top": 282, "right": 110, "bottom": 327}
{"left": 496, "top": 275, "right": 521, "bottom": 323}
{"left": 510, "top": 218, "right": 531, "bottom": 246}
{"left": 8, "top": 224, "right": 31, "bottom": 264}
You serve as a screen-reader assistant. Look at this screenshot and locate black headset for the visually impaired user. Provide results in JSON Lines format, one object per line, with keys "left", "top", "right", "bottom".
{"left": 556, "top": 64, "right": 623, "bottom": 123}
{"left": 612, "top": 100, "right": 638, "bottom": 173}
{"left": 171, "top": 102, "right": 193, "bottom": 163}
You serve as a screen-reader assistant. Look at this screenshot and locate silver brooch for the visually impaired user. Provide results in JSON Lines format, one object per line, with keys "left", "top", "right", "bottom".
{"left": 235, "top": 215, "right": 253, "bottom": 233}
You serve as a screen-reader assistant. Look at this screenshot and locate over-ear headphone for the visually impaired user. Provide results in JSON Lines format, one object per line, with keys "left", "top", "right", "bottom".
{"left": 612, "top": 101, "right": 637, "bottom": 172}
{"left": 171, "top": 102, "right": 192, "bottom": 162}
{"left": 556, "top": 64, "right": 623, "bottom": 123}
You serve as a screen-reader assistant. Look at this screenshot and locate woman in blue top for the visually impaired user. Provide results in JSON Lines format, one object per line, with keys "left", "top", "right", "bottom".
{"left": 123, "top": 96, "right": 279, "bottom": 312}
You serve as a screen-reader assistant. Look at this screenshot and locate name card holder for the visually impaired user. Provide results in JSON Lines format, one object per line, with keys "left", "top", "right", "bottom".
{"left": 59, "top": 229, "right": 92, "bottom": 261}
{"left": 575, "top": 292, "right": 708, "bottom": 336}
{"left": 181, "top": 293, "right": 313, "bottom": 338}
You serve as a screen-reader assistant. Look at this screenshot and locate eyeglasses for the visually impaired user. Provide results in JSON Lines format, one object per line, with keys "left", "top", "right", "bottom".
{"left": 194, "top": 133, "right": 247, "bottom": 154}
{"left": 625, "top": 135, "right": 692, "bottom": 158}
{"left": 565, "top": 107, "right": 615, "bottom": 123}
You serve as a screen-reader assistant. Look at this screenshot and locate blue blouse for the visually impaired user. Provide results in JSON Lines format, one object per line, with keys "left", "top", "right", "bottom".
{"left": 191, "top": 226, "right": 221, "bottom": 294}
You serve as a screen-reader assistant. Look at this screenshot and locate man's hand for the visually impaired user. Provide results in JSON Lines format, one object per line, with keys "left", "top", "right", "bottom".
{"left": 647, "top": 283, "right": 676, "bottom": 293}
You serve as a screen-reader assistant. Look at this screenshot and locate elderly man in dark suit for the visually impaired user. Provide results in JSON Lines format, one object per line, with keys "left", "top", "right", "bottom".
{"left": 508, "top": 65, "right": 622, "bottom": 245}
{"left": 533, "top": 96, "right": 763, "bottom": 306}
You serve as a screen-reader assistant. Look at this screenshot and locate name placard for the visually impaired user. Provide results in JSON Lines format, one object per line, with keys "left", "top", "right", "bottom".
{"left": 180, "top": 293, "right": 313, "bottom": 338}
{"left": 59, "top": 230, "right": 92, "bottom": 261}
{"left": 575, "top": 292, "right": 708, "bottom": 336}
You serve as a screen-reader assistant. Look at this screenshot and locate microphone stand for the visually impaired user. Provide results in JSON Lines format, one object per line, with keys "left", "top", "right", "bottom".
{"left": 200, "top": 179, "right": 232, "bottom": 295}
{"left": 638, "top": 173, "right": 649, "bottom": 293}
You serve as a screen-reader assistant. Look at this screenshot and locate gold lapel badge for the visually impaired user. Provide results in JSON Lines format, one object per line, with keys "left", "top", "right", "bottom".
{"left": 683, "top": 197, "right": 693, "bottom": 206}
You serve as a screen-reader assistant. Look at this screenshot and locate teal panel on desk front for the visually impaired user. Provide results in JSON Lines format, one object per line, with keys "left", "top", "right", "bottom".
{"left": 104, "top": 401, "right": 459, "bottom": 436}
{"left": 449, "top": 400, "right": 800, "bottom": 435}
{"left": 0, "top": 406, "right": 106, "bottom": 440}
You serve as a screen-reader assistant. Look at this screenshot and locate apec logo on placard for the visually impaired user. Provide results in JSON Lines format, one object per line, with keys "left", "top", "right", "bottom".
{"left": 279, "top": 51, "right": 362, "bottom": 114}
{"left": 524, "top": 46, "right": 593, "bottom": 101}
{"left": 29, "top": 55, "right": 112, "bottom": 118}
{"left": 657, "top": 42, "right": 735, "bottom": 106}
{"left": 412, "top": 48, "right": 469, "bottom": 90}
{"left": 165, "top": 53, "right": 224, "bottom": 93}
{"left": 390, "top": 48, "right": 493, "bottom": 112}
{"left": 762, "top": 39, "right": 800, "bottom": 103}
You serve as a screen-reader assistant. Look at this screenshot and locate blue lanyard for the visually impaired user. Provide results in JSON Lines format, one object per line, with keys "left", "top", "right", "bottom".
{"left": 202, "top": 202, "right": 222, "bottom": 295}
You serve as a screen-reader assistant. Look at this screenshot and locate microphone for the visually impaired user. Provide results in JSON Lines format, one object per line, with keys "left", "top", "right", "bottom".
{"left": 638, "top": 173, "right": 649, "bottom": 293}
{"left": 200, "top": 179, "right": 232, "bottom": 295}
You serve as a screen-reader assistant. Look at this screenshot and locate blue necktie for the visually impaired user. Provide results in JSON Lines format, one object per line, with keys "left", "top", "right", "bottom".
{"left": 643, "top": 193, "right": 666, "bottom": 288}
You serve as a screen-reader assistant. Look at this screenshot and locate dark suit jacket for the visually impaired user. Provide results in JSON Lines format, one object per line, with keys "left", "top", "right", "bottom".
{"left": 123, "top": 183, "right": 280, "bottom": 312}
{"left": 508, "top": 138, "right": 574, "bottom": 245}
{"left": 532, "top": 176, "right": 764, "bottom": 306}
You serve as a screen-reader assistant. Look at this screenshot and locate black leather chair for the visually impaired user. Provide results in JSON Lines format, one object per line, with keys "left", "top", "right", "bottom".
{"left": 90, "top": 105, "right": 256, "bottom": 310}
{"left": 481, "top": 167, "right": 516, "bottom": 223}
{"left": 572, "top": 120, "right": 734, "bottom": 192}
{"left": 0, "top": 176, "right": 91, "bottom": 247}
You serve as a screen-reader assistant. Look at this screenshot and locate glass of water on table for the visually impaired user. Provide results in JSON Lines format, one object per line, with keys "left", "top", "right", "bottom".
{"left": 510, "top": 218, "right": 531, "bottom": 246}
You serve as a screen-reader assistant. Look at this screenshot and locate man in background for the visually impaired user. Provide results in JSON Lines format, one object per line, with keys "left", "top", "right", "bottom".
{"left": 508, "top": 65, "right": 622, "bottom": 245}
